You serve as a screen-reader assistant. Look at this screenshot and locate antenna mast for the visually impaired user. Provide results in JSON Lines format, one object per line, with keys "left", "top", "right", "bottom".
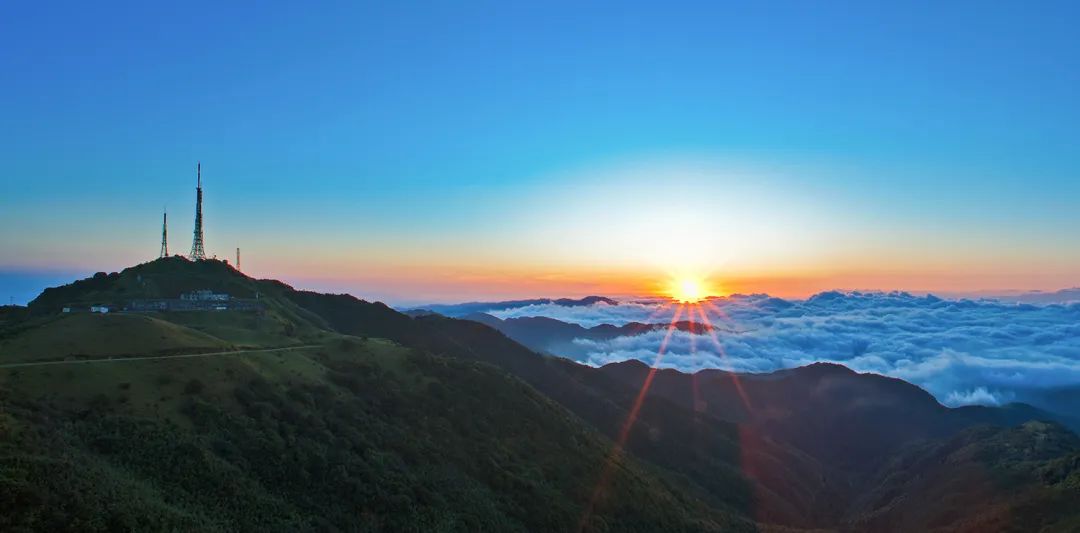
{"left": 236, "top": 247, "right": 241, "bottom": 271}
{"left": 189, "top": 162, "right": 206, "bottom": 260}
{"left": 159, "top": 210, "right": 169, "bottom": 258}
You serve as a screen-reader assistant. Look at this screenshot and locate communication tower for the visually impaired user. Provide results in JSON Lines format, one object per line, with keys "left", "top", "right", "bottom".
{"left": 159, "top": 210, "right": 169, "bottom": 258}
{"left": 190, "top": 162, "right": 206, "bottom": 260}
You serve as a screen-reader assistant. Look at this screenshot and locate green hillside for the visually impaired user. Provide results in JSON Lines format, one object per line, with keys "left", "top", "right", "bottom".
{"left": 28, "top": 258, "right": 262, "bottom": 311}
{"left": 0, "top": 335, "right": 752, "bottom": 532}
{"left": 846, "top": 421, "right": 1080, "bottom": 532}
{"left": 1, "top": 259, "right": 757, "bottom": 532}
{"left": 25, "top": 257, "right": 332, "bottom": 347}
{"left": 0, "top": 313, "right": 231, "bottom": 363}
{"left": 2, "top": 257, "right": 1078, "bottom": 532}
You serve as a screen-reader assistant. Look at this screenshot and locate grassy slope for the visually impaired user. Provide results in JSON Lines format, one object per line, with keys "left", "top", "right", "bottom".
{"left": 0, "top": 330, "right": 754, "bottom": 532}
{"left": 0, "top": 313, "right": 232, "bottom": 363}
{"left": 154, "top": 310, "right": 326, "bottom": 348}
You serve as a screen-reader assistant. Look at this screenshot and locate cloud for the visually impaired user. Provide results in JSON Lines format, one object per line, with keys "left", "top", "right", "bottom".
{"left": 944, "top": 387, "right": 1013, "bottom": 407}
{"left": 490, "top": 292, "right": 1080, "bottom": 407}
{"left": 488, "top": 300, "right": 670, "bottom": 328}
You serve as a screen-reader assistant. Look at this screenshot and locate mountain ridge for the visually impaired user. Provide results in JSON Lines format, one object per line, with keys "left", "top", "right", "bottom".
{"left": 405, "top": 295, "right": 618, "bottom": 318}
{"left": 2, "top": 257, "right": 1077, "bottom": 531}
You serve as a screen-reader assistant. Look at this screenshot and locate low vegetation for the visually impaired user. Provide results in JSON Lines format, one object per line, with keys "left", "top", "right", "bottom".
{"left": 0, "top": 337, "right": 749, "bottom": 532}
{"left": 1, "top": 257, "right": 1077, "bottom": 531}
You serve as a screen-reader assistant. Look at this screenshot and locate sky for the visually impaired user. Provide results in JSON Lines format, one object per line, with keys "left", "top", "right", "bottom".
{"left": 2, "top": 1, "right": 1079, "bottom": 305}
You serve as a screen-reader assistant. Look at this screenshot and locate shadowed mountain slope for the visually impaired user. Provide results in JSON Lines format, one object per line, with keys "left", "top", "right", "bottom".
{"left": 599, "top": 361, "right": 1056, "bottom": 470}
{"left": 846, "top": 421, "right": 1080, "bottom": 532}
{"left": 282, "top": 287, "right": 1077, "bottom": 529}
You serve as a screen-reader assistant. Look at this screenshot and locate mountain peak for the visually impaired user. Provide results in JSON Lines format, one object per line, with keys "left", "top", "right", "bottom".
{"left": 28, "top": 256, "right": 263, "bottom": 313}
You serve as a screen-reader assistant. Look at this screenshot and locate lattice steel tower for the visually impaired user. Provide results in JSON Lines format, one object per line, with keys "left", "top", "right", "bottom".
{"left": 189, "top": 162, "right": 207, "bottom": 260}
{"left": 159, "top": 210, "right": 169, "bottom": 258}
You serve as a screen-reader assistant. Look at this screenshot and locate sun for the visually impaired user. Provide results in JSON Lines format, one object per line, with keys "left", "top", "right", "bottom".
{"left": 669, "top": 277, "right": 710, "bottom": 303}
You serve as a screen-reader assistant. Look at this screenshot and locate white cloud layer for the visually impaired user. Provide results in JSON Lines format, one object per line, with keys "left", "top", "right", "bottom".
{"left": 488, "top": 292, "right": 1080, "bottom": 407}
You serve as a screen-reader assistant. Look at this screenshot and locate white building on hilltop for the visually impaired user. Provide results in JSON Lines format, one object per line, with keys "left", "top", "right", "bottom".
{"left": 180, "top": 290, "right": 229, "bottom": 302}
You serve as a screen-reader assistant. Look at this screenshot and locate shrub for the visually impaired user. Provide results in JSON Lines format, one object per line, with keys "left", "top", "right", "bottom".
{"left": 183, "top": 379, "right": 205, "bottom": 395}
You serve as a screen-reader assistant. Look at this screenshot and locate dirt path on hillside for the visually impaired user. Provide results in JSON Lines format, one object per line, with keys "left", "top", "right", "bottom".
{"left": 0, "top": 345, "right": 322, "bottom": 369}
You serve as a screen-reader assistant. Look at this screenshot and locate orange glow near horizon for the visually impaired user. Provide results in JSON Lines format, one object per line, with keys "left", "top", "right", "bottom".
{"left": 664, "top": 274, "right": 721, "bottom": 303}
{"left": 666, "top": 277, "right": 709, "bottom": 302}
{"left": 222, "top": 251, "right": 1080, "bottom": 304}
{"left": 671, "top": 278, "right": 705, "bottom": 302}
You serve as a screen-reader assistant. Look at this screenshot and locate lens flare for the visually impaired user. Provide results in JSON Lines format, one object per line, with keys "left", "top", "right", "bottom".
{"left": 578, "top": 278, "right": 750, "bottom": 530}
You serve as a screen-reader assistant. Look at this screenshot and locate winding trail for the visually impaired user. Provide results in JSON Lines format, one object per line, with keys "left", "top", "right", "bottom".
{"left": 0, "top": 345, "right": 322, "bottom": 369}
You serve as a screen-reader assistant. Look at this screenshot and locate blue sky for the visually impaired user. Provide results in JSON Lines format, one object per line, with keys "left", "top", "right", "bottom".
{"left": 2, "top": 1, "right": 1079, "bottom": 304}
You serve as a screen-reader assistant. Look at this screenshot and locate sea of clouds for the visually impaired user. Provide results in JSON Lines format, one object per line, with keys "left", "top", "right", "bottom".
{"left": 488, "top": 292, "right": 1080, "bottom": 407}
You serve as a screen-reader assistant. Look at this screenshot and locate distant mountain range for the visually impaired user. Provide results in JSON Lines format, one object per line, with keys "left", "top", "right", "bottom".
{"left": 410, "top": 287, "right": 1080, "bottom": 319}
{"left": 994, "top": 287, "right": 1080, "bottom": 304}
{"left": 461, "top": 312, "right": 718, "bottom": 358}
{"left": 404, "top": 295, "right": 618, "bottom": 317}
{"left": 1, "top": 258, "right": 1077, "bottom": 531}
